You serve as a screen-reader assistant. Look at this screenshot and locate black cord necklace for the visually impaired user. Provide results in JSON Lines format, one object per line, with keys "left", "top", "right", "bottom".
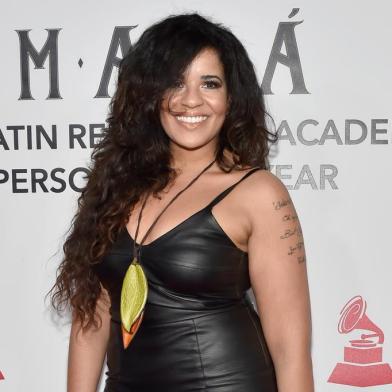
{"left": 120, "top": 157, "right": 216, "bottom": 349}
{"left": 132, "top": 157, "right": 217, "bottom": 260}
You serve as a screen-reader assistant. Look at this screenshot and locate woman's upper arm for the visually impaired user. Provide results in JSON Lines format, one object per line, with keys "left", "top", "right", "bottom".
{"left": 70, "top": 282, "right": 111, "bottom": 337}
{"left": 246, "top": 171, "right": 312, "bottom": 360}
{"left": 68, "top": 283, "right": 112, "bottom": 392}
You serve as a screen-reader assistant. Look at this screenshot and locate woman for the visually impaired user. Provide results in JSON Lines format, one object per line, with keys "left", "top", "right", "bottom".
{"left": 49, "top": 12, "right": 314, "bottom": 391}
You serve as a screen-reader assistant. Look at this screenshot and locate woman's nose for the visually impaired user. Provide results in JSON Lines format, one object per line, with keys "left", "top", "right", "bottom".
{"left": 180, "top": 85, "right": 203, "bottom": 108}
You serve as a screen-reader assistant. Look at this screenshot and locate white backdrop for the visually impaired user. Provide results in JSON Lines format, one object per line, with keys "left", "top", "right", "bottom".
{"left": 1, "top": 1, "right": 391, "bottom": 391}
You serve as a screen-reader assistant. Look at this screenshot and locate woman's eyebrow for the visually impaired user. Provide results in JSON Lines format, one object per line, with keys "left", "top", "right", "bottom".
{"left": 201, "top": 75, "right": 223, "bottom": 83}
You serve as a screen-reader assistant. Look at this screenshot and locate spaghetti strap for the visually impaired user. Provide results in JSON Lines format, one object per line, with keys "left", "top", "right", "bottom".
{"left": 208, "top": 167, "right": 262, "bottom": 209}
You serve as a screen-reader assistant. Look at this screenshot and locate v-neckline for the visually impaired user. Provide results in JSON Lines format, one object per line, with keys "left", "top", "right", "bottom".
{"left": 123, "top": 204, "right": 212, "bottom": 249}
{"left": 122, "top": 167, "right": 261, "bottom": 252}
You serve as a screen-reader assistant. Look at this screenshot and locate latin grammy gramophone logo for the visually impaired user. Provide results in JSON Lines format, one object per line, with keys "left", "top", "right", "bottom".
{"left": 328, "top": 295, "right": 392, "bottom": 387}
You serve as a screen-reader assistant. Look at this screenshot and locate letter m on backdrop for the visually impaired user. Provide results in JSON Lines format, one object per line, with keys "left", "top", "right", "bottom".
{"left": 16, "top": 29, "right": 61, "bottom": 100}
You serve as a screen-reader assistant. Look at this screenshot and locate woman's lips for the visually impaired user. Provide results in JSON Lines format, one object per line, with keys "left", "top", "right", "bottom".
{"left": 174, "top": 115, "right": 209, "bottom": 127}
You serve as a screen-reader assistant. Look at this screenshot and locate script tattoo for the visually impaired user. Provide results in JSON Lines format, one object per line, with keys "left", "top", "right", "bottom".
{"left": 273, "top": 198, "right": 292, "bottom": 210}
{"left": 273, "top": 197, "right": 307, "bottom": 264}
{"left": 279, "top": 224, "right": 302, "bottom": 239}
{"left": 288, "top": 241, "right": 304, "bottom": 255}
{"left": 282, "top": 213, "right": 298, "bottom": 222}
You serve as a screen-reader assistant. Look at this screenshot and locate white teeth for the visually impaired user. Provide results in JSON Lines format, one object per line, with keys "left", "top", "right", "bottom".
{"left": 175, "top": 115, "right": 208, "bottom": 124}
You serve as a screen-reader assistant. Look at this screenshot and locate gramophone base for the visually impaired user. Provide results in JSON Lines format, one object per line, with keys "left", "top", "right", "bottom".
{"left": 328, "top": 362, "right": 392, "bottom": 387}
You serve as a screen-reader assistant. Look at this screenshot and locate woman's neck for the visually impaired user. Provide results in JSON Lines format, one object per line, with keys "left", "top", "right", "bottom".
{"left": 170, "top": 145, "right": 218, "bottom": 176}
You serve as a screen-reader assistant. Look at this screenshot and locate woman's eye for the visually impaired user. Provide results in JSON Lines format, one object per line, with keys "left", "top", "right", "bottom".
{"left": 173, "top": 80, "right": 184, "bottom": 88}
{"left": 203, "top": 80, "right": 221, "bottom": 89}
{"left": 172, "top": 80, "right": 221, "bottom": 89}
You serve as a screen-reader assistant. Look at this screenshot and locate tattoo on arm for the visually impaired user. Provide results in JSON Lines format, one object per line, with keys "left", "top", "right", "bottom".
{"left": 273, "top": 198, "right": 307, "bottom": 264}
{"left": 273, "top": 198, "right": 292, "bottom": 210}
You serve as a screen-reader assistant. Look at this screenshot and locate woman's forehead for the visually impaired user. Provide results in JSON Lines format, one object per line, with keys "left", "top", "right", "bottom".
{"left": 182, "top": 48, "right": 224, "bottom": 78}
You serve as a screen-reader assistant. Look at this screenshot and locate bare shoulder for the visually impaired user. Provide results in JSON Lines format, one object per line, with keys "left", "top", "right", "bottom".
{"left": 239, "top": 169, "right": 299, "bottom": 237}
{"left": 241, "top": 169, "right": 306, "bottom": 264}
{"left": 240, "top": 169, "right": 291, "bottom": 209}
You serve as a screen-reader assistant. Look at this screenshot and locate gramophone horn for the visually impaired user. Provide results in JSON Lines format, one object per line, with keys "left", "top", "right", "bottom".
{"left": 338, "top": 295, "right": 384, "bottom": 344}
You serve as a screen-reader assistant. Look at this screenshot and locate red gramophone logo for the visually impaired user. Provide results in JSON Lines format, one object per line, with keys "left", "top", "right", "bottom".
{"left": 0, "top": 370, "right": 4, "bottom": 380}
{"left": 328, "top": 295, "right": 392, "bottom": 387}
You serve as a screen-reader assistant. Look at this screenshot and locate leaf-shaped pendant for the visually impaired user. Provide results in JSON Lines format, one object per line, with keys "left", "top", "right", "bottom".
{"left": 120, "top": 257, "right": 148, "bottom": 349}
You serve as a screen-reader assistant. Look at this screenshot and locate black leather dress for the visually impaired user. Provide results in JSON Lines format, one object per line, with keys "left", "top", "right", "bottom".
{"left": 92, "top": 168, "right": 278, "bottom": 391}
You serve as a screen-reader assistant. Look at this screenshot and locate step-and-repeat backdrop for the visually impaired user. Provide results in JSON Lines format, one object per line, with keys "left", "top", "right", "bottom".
{"left": 1, "top": 1, "right": 391, "bottom": 391}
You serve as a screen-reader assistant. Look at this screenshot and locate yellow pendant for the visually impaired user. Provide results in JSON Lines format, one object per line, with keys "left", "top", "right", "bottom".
{"left": 120, "top": 257, "right": 148, "bottom": 349}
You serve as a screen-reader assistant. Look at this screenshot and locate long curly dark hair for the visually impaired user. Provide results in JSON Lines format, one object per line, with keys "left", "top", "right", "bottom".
{"left": 47, "top": 12, "right": 278, "bottom": 334}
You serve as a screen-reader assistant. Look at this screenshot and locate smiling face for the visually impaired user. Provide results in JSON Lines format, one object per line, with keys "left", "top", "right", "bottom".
{"left": 159, "top": 47, "right": 229, "bottom": 152}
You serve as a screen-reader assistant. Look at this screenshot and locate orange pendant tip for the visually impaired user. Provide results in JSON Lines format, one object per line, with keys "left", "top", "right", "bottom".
{"left": 121, "top": 310, "right": 145, "bottom": 349}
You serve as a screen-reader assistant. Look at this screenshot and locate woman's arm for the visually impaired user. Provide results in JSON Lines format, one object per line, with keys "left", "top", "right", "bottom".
{"left": 67, "top": 284, "right": 111, "bottom": 392}
{"left": 246, "top": 171, "right": 314, "bottom": 392}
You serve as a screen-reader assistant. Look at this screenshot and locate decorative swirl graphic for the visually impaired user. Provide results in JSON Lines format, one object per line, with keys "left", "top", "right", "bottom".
{"left": 338, "top": 295, "right": 366, "bottom": 333}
